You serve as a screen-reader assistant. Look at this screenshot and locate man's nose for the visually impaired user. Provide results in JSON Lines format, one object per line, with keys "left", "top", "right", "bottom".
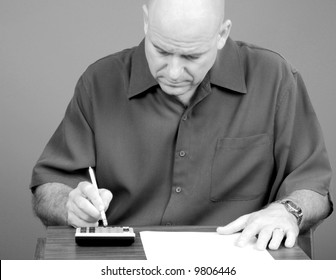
{"left": 167, "top": 56, "right": 184, "bottom": 81}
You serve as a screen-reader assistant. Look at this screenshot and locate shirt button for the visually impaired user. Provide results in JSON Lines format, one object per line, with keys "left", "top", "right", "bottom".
{"left": 182, "top": 115, "right": 188, "bottom": 121}
{"left": 175, "top": 186, "right": 182, "bottom": 193}
{"left": 179, "top": 150, "right": 186, "bottom": 157}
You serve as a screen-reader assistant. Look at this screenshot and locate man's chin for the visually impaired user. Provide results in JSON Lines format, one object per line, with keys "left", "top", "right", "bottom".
{"left": 160, "top": 84, "right": 189, "bottom": 96}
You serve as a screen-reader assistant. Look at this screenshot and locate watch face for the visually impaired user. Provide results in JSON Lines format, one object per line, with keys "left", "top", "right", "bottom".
{"left": 286, "top": 200, "right": 300, "bottom": 212}
{"left": 280, "top": 200, "right": 303, "bottom": 226}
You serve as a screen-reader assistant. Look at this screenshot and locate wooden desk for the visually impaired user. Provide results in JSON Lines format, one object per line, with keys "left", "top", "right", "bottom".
{"left": 35, "top": 226, "right": 310, "bottom": 260}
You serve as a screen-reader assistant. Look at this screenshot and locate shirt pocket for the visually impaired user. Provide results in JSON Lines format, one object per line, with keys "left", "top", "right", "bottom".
{"left": 210, "top": 134, "right": 273, "bottom": 202}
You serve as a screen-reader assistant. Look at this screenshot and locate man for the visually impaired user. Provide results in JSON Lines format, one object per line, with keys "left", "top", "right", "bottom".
{"left": 31, "top": 0, "right": 332, "bottom": 251}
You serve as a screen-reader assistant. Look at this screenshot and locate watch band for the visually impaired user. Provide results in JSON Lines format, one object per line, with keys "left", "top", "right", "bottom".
{"left": 278, "top": 200, "right": 303, "bottom": 226}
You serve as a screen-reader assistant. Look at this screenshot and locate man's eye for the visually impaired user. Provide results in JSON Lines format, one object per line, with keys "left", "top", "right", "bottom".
{"left": 158, "top": 50, "right": 170, "bottom": 56}
{"left": 184, "top": 55, "right": 200, "bottom": 60}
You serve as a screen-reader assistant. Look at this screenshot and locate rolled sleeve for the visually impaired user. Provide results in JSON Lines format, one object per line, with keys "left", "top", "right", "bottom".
{"left": 273, "top": 70, "right": 332, "bottom": 204}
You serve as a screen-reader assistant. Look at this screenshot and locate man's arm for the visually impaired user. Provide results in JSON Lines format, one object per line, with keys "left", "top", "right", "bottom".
{"left": 32, "top": 182, "right": 113, "bottom": 227}
{"left": 217, "top": 189, "right": 331, "bottom": 250}
{"left": 32, "top": 183, "right": 71, "bottom": 226}
{"left": 285, "top": 189, "right": 331, "bottom": 231}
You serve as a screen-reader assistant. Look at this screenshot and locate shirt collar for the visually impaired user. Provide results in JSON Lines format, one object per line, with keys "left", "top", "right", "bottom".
{"left": 210, "top": 37, "right": 247, "bottom": 94}
{"left": 128, "top": 37, "right": 247, "bottom": 98}
{"left": 128, "top": 39, "right": 158, "bottom": 99}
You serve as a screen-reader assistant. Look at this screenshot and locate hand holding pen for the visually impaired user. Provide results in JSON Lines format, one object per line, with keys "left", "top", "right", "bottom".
{"left": 65, "top": 167, "right": 113, "bottom": 228}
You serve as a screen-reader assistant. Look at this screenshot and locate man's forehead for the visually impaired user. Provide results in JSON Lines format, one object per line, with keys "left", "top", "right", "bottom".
{"left": 150, "top": 33, "right": 212, "bottom": 55}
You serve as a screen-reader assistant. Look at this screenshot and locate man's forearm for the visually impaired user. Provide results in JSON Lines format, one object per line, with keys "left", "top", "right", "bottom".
{"left": 32, "top": 183, "right": 72, "bottom": 226}
{"left": 277, "top": 189, "right": 331, "bottom": 232}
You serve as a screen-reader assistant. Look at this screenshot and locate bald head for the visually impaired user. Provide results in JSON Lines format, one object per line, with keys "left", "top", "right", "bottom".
{"left": 147, "top": 0, "right": 225, "bottom": 15}
{"left": 145, "top": 0, "right": 226, "bottom": 40}
{"left": 147, "top": 0, "right": 225, "bottom": 20}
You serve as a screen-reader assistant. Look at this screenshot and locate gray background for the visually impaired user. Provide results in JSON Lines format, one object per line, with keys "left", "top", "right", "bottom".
{"left": 1, "top": 0, "right": 335, "bottom": 259}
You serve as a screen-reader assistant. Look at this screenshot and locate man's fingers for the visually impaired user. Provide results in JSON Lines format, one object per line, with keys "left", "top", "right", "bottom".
{"left": 255, "top": 228, "right": 273, "bottom": 250}
{"left": 268, "top": 228, "right": 286, "bottom": 250}
{"left": 68, "top": 211, "right": 99, "bottom": 228}
{"left": 69, "top": 186, "right": 101, "bottom": 219}
{"left": 284, "top": 230, "right": 298, "bottom": 248}
{"left": 236, "top": 223, "right": 260, "bottom": 247}
{"left": 217, "top": 214, "right": 250, "bottom": 235}
{"left": 67, "top": 182, "right": 112, "bottom": 227}
{"left": 99, "top": 189, "right": 113, "bottom": 211}
{"left": 78, "top": 181, "right": 105, "bottom": 212}
{"left": 69, "top": 199, "right": 100, "bottom": 223}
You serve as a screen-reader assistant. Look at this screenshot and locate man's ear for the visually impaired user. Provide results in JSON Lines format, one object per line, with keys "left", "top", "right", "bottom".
{"left": 143, "top": 4, "right": 149, "bottom": 35}
{"left": 217, "top": 19, "right": 232, "bottom": 50}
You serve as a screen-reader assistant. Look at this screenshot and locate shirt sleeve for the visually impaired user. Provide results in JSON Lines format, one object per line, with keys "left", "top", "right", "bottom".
{"left": 273, "top": 69, "right": 333, "bottom": 206}
{"left": 30, "top": 75, "right": 95, "bottom": 189}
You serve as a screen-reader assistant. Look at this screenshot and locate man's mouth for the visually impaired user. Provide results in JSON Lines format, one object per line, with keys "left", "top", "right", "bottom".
{"left": 161, "top": 79, "right": 188, "bottom": 87}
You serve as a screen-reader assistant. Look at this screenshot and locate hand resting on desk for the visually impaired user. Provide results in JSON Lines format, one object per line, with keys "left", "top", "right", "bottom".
{"left": 217, "top": 189, "right": 331, "bottom": 251}
{"left": 217, "top": 202, "right": 299, "bottom": 251}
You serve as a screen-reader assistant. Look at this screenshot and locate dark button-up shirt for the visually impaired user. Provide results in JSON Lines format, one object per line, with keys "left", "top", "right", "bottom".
{"left": 30, "top": 38, "right": 332, "bottom": 226}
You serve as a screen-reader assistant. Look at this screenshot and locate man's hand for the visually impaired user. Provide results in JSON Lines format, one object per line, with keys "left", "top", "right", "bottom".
{"left": 217, "top": 203, "right": 299, "bottom": 250}
{"left": 66, "top": 181, "right": 113, "bottom": 228}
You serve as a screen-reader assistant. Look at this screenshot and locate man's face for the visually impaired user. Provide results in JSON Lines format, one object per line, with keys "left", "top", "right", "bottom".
{"left": 145, "top": 28, "right": 219, "bottom": 102}
{"left": 143, "top": 0, "right": 230, "bottom": 104}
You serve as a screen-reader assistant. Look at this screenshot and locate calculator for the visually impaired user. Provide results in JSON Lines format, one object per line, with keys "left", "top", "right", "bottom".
{"left": 75, "top": 226, "right": 136, "bottom": 246}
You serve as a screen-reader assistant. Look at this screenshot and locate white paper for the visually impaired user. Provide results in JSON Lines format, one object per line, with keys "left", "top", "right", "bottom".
{"left": 140, "top": 231, "right": 273, "bottom": 261}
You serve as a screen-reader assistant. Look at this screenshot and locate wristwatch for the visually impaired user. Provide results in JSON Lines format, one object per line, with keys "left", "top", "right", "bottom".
{"left": 278, "top": 200, "right": 303, "bottom": 226}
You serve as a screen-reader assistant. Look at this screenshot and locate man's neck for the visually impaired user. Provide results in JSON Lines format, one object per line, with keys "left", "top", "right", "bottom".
{"left": 175, "top": 88, "right": 197, "bottom": 107}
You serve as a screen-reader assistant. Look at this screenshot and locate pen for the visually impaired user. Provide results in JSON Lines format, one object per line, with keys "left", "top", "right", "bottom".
{"left": 88, "top": 166, "right": 108, "bottom": 227}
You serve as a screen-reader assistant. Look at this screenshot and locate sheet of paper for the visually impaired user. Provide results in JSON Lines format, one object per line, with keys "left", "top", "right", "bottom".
{"left": 140, "top": 231, "right": 273, "bottom": 261}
